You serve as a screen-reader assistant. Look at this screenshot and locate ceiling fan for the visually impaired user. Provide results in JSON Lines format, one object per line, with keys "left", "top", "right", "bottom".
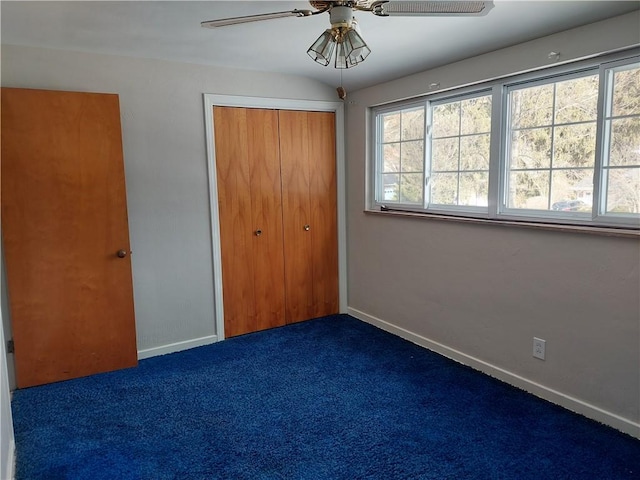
{"left": 202, "top": 1, "right": 494, "bottom": 69}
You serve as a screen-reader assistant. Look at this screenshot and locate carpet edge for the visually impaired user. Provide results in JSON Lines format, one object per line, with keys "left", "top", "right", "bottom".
{"left": 347, "top": 307, "right": 640, "bottom": 439}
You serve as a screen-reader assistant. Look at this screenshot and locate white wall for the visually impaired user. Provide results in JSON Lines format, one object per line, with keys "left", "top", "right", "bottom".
{"left": 346, "top": 11, "right": 640, "bottom": 437}
{"left": 0, "top": 45, "right": 337, "bottom": 358}
{"left": 0, "top": 243, "right": 15, "bottom": 391}
{"left": 0, "top": 307, "right": 15, "bottom": 480}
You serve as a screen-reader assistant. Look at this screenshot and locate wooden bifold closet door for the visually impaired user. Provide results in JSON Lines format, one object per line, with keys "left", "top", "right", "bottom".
{"left": 279, "top": 110, "right": 339, "bottom": 323}
{"left": 213, "top": 107, "right": 287, "bottom": 337}
{"left": 213, "top": 106, "right": 339, "bottom": 338}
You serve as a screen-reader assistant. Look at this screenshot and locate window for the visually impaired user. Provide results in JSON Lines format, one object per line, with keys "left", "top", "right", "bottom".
{"left": 430, "top": 93, "right": 491, "bottom": 209}
{"left": 504, "top": 72, "right": 598, "bottom": 214}
{"left": 377, "top": 105, "right": 425, "bottom": 205}
{"left": 371, "top": 51, "right": 640, "bottom": 229}
{"left": 600, "top": 62, "right": 640, "bottom": 216}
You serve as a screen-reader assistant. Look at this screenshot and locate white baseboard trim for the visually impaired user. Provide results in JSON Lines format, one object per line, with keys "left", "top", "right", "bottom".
{"left": 4, "top": 439, "right": 15, "bottom": 480}
{"left": 348, "top": 307, "right": 640, "bottom": 439}
{"left": 137, "top": 335, "right": 219, "bottom": 360}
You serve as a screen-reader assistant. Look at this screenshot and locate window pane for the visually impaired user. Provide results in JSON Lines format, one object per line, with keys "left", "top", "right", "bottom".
{"left": 510, "top": 84, "right": 554, "bottom": 128}
{"left": 401, "top": 108, "right": 425, "bottom": 141}
{"left": 382, "top": 173, "right": 399, "bottom": 201}
{"left": 401, "top": 140, "right": 424, "bottom": 172}
{"left": 612, "top": 66, "right": 640, "bottom": 117}
{"left": 555, "top": 75, "right": 598, "bottom": 124}
{"left": 400, "top": 173, "right": 423, "bottom": 204}
{"left": 461, "top": 95, "right": 492, "bottom": 135}
{"left": 459, "top": 172, "right": 489, "bottom": 207}
{"left": 550, "top": 169, "right": 593, "bottom": 210}
{"left": 553, "top": 123, "right": 596, "bottom": 168}
{"left": 432, "top": 137, "right": 459, "bottom": 171}
{"left": 383, "top": 144, "right": 400, "bottom": 172}
{"left": 605, "top": 167, "right": 640, "bottom": 214}
{"left": 377, "top": 106, "right": 426, "bottom": 205}
{"left": 607, "top": 117, "right": 640, "bottom": 167}
{"left": 431, "top": 173, "right": 458, "bottom": 205}
{"left": 510, "top": 128, "right": 552, "bottom": 169}
{"left": 506, "top": 72, "right": 605, "bottom": 216}
{"left": 382, "top": 113, "right": 400, "bottom": 142}
{"left": 460, "top": 134, "right": 490, "bottom": 170}
{"left": 432, "top": 102, "right": 460, "bottom": 138}
{"left": 509, "top": 171, "right": 550, "bottom": 209}
{"left": 429, "top": 94, "right": 491, "bottom": 210}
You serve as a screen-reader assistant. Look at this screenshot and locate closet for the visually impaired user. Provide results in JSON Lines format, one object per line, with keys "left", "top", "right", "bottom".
{"left": 213, "top": 106, "right": 339, "bottom": 338}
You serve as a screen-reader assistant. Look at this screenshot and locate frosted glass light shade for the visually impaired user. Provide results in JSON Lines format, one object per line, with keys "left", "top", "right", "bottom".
{"left": 343, "top": 28, "right": 371, "bottom": 66}
{"left": 307, "top": 30, "right": 336, "bottom": 66}
{"left": 334, "top": 41, "right": 351, "bottom": 69}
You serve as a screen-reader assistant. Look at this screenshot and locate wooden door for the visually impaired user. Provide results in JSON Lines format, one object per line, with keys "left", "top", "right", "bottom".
{"left": 1, "top": 88, "right": 138, "bottom": 388}
{"left": 213, "top": 106, "right": 286, "bottom": 337}
{"left": 279, "top": 110, "right": 315, "bottom": 323}
{"left": 308, "top": 112, "right": 339, "bottom": 318}
{"left": 279, "top": 110, "right": 339, "bottom": 323}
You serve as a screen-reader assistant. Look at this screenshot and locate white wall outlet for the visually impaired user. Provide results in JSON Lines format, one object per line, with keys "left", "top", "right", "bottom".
{"left": 533, "top": 337, "right": 546, "bottom": 360}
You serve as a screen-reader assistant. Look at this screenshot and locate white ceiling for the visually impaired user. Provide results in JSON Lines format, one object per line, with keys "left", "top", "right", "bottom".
{"left": 2, "top": 1, "right": 639, "bottom": 91}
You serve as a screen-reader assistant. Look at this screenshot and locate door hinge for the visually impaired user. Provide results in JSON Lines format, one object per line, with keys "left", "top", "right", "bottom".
{"left": 7, "top": 340, "right": 14, "bottom": 354}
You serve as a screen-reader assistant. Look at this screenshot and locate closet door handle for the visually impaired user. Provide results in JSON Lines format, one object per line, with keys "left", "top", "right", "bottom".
{"left": 303, "top": 225, "right": 310, "bottom": 231}
{"left": 255, "top": 229, "right": 262, "bottom": 236}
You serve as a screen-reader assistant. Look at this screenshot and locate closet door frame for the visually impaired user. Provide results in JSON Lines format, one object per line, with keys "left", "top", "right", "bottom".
{"left": 203, "top": 94, "right": 346, "bottom": 341}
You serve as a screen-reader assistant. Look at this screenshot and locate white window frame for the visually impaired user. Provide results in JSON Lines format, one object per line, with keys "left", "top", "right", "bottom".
{"left": 369, "top": 49, "right": 640, "bottom": 231}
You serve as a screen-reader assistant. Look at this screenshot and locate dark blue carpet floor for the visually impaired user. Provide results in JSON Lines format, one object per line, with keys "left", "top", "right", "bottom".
{"left": 11, "top": 314, "right": 640, "bottom": 479}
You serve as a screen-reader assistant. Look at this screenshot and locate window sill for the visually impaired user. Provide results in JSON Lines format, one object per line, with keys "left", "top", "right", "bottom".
{"left": 364, "top": 209, "right": 640, "bottom": 239}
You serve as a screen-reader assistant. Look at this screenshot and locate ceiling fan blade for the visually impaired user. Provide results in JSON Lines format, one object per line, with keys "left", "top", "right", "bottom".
{"left": 201, "top": 9, "right": 313, "bottom": 28}
{"left": 371, "top": 1, "right": 493, "bottom": 17}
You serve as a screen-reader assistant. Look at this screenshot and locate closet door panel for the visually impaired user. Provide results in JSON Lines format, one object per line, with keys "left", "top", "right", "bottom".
{"left": 247, "top": 109, "right": 286, "bottom": 330}
{"left": 279, "top": 110, "right": 314, "bottom": 324}
{"left": 308, "top": 112, "right": 339, "bottom": 318}
{"left": 213, "top": 107, "right": 256, "bottom": 337}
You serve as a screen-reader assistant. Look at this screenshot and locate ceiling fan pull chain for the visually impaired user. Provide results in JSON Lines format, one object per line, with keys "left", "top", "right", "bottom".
{"left": 337, "top": 68, "right": 347, "bottom": 100}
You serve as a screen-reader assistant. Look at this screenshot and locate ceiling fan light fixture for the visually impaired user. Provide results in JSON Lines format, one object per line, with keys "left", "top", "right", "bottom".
{"left": 307, "top": 29, "right": 336, "bottom": 66}
{"left": 203, "top": 1, "right": 495, "bottom": 69}
{"left": 308, "top": 17, "right": 370, "bottom": 69}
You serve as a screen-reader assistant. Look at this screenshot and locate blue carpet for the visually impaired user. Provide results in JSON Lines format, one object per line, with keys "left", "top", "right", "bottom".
{"left": 11, "top": 314, "right": 640, "bottom": 479}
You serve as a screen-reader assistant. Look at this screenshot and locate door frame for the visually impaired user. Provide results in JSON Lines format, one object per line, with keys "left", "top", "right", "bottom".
{"left": 203, "top": 94, "right": 347, "bottom": 341}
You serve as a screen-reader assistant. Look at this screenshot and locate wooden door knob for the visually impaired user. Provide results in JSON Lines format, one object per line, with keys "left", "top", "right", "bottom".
{"left": 116, "top": 249, "right": 128, "bottom": 258}
{"left": 255, "top": 229, "right": 263, "bottom": 236}
{"left": 304, "top": 225, "right": 310, "bottom": 231}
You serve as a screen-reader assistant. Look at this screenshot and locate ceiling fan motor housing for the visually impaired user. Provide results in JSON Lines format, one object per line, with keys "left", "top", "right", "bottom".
{"left": 329, "top": 6, "right": 354, "bottom": 28}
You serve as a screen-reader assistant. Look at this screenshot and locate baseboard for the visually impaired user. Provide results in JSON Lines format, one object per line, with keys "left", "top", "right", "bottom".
{"left": 3, "top": 439, "right": 15, "bottom": 480}
{"left": 137, "top": 335, "right": 219, "bottom": 360}
{"left": 347, "top": 307, "right": 640, "bottom": 439}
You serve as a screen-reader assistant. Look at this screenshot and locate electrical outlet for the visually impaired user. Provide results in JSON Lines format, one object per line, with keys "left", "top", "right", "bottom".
{"left": 533, "top": 337, "right": 546, "bottom": 360}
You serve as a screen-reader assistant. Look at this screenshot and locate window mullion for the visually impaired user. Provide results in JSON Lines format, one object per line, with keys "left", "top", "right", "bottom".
{"left": 547, "top": 83, "right": 557, "bottom": 211}
{"left": 457, "top": 103, "right": 462, "bottom": 206}
{"left": 488, "top": 84, "right": 504, "bottom": 218}
{"left": 592, "top": 63, "right": 609, "bottom": 221}
{"left": 424, "top": 102, "right": 431, "bottom": 208}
